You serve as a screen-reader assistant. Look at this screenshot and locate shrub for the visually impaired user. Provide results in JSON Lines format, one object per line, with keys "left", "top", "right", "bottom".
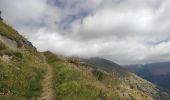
{"left": 92, "top": 69, "right": 104, "bottom": 81}
{"left": 67, "top": 57, "right": 80, "bottom": 66}
{"left": 14, "top": 52, "right": 23, "bottom": 59}
{"left": 0, "top": 41, "right": 6, "bottom": 50}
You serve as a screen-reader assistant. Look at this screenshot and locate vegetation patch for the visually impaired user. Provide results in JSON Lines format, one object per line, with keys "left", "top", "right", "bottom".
{"left": 44, "top": 52, "right": 151, "bottom": 100}
{"left": 92, "top": 68, "right": 104, "bottom": 81}
{"left": 0, "top": 20, "right": 23, "bottom": 47}
{"left": 0, "top": 20, "right": 47, "bottom": 100}
{"left": 0, "top": 41, "right": 7, "bottom": 51}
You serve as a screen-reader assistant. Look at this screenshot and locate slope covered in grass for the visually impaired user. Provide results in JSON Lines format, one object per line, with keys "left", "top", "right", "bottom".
{"left": 44, "top": 51, "right": 170, "bottom": 100}
{"left": 0, "top": 20, "right": 47, "bottom": 100}
{"left": 0, "top": 18, "right": 169, "bottom": 100}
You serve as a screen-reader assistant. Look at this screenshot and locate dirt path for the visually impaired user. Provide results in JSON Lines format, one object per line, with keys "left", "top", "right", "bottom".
{"left": 40, "top": 56, "right": 54, "bottom": 100}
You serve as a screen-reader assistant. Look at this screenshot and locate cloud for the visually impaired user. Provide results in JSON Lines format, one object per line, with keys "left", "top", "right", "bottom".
{"left": 47, "top": 0, "right": 102, "bottom": 29}
{"left": 0, "top": 0, "right": 47, "bottom": 22}
{"left": 1, "top": 0, "right": 170, "bottom": 65}
{"left": 0, "top": 0, "right": 62, "bottom": 32}
{"left": 69, "top": 8, "right": 154, "bottom": 40}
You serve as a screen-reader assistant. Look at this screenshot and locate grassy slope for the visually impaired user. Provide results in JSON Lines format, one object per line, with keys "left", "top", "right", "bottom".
{"left": 0, "top": 19, "right": 169, "bottom": 100}
{"left": 44, "top": 51, "right": 153, "bottom": 100}
{"left": 0, "top": 20, "right": 47, "bottom": 100}
{"left": 0, "top": 19, "right": 22, "bottom": 46}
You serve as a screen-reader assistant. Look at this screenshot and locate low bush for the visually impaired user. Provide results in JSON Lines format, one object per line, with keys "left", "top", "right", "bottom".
{"left": 92, "top": 69, "right": 104, "bottom": 81}
{"left": 0, "top": 41, "right": 6, "bottom": 51}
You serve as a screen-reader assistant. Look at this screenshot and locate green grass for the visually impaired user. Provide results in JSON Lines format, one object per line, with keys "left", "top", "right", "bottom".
{"left": 44, "top": 52, "right": 150, "bottom": 100}
{"left": 0, "top": 20, "right": 47, "bottom": 100}
{"left": 44, "top": 52, "right": 108, "bottom": 100}
{"left": 0, "top": 41, "right": 7, "bottom": 51}
{"left": 0, "top": 19, "right": 164, "bottom": 100}
{"left": 0, "top": 51, "right": 47, "bottom": 100}
{"left": 0, "top": 20, "right": 22, "bottom": 46}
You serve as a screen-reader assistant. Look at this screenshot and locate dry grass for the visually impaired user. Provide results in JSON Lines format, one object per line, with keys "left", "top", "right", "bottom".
{"left": 44, "top": 52, "right": 151, "bottom": 100}
{"left": 0, "top": 20, "right": 47, "bottom": 100}
{"left": 0, "top": 41, "right": 7, "bottom": 50}
{"left": 0, "top": 20, "right": 22, "bottom": 45}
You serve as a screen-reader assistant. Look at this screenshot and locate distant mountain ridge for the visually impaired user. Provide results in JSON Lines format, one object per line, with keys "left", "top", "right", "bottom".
{"left": 125, "top": 61, "right": 170, "bottom": 91}
{"left": 81, "top": 57, "right": 122, "bottom": 70}
{"left": 46, "top": 54, "right": 170, "bottom": 100}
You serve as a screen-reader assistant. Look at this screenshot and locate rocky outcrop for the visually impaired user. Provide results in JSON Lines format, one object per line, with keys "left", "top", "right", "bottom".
{"left": 0, "top": 34, "right": 18, "bottom": 50}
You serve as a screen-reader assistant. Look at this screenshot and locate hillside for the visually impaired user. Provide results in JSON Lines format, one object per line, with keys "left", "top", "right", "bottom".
{"left": 81, "top": 57, "right": 122, "bottom": 71}
{"left": 125, "top": 62, "right": 170, "bottom": 91}
{"left": 0, "top": 18, "right": 48, "bottom": 99}
{"left": 44, "top": 53, "right": 170, "bottom": 100}
{"left": 0, "top": 16, "right": 170, "bottom": 100}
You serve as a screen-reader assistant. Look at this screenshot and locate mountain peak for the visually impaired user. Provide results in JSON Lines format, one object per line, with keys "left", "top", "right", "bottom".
{"left": 82, "top": 57, "right": 122, "bottom": 71}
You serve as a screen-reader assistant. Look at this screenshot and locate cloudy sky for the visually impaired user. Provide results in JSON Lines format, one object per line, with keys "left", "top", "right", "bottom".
{"left": 1, "top": 0, "right": 170, "bottom": 65}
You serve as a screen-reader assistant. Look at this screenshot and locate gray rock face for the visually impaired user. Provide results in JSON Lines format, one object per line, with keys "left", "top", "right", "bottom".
{"left": 0, "top": 34, "right": 18, "bottom": 50}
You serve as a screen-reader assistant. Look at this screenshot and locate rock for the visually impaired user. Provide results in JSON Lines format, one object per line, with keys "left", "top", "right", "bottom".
{"left": 0, "top": 34, "right": 18, "bottom": 50}
{"left": 0, "top": 54, "right": 13, "bottom": 63}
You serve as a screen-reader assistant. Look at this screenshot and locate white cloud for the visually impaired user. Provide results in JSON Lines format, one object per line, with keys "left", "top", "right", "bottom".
{"left": 0, "top": 0, "right": 47, "bottom": 22}
{"left": 1, "top": 0, "right": 170, "bottom": 65}
{"left": 70, "top": 8, "right": 154, "bottom": 40}
{"left": 0, "top": 0, "right": 62, "bottom": 32}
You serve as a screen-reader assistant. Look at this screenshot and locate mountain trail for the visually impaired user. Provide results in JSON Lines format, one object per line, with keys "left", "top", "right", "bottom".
{"left": 39, "top": 55, "right": 54, "bottom": 100}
